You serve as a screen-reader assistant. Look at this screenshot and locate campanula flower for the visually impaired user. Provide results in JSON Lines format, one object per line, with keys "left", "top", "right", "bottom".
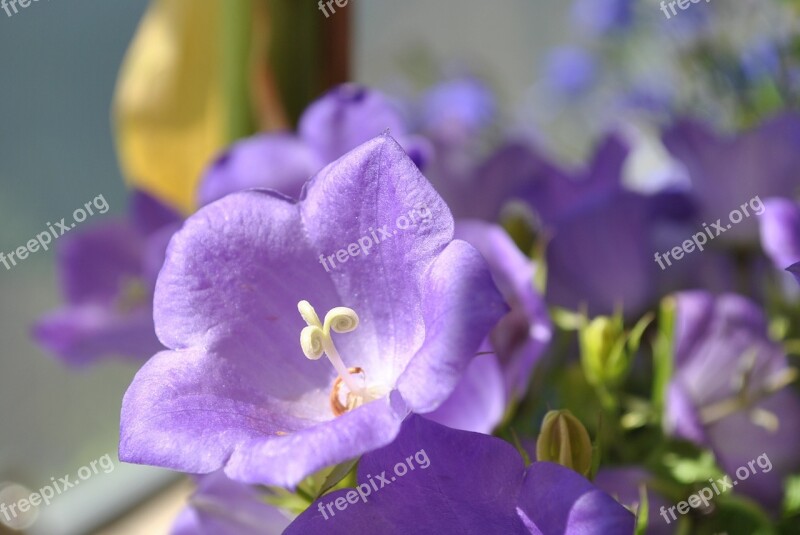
{"left": 663, "top": 114, "right": 800, "bottom": 244}
{"left": 665, "top": 291, "right": 800, "bottom": 511}
{"left": 198, "top": 84, "right": 426, "bottom": 206}
{"left": 33, "top": 191, "right": 181, "bottom": 367}
{"left": 120, "top": 135, "right": 506, "bottom": 488}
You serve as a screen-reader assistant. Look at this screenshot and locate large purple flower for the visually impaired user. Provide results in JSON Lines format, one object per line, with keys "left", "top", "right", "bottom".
{"left": 427, "top": 221, "right": 552, "bottom": 433}
{"left": 663, "top": 114, "right": 800, "bottom": 244}
{"left": 198, "top": 84, "right": 424, "bottom": 206}
{"left": 285, "top": 415, "right": 635, "bottom": 534}
{"left": 120, "top": 135, "right": 507, "bottom": 488}
{"left": 172, "top": 471, "right": 292, "bottom": 535}
{"left": 33, "top": 191, "right": 181, "bottom": 367}
{"left": 665, "top": 291, "right": 800, "bottom": 511}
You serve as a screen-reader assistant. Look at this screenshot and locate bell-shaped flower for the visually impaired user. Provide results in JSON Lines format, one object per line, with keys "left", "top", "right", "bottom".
{"left": 663, "top": 114, "right": 800, "bottom": 244}
{"left": 665, "top": 291, "right": 800, "bottom": 511}
{"left": 33, "top": 191, "right": 181, "bottom": 366}
{"left": 197, "top": 84, "right": 426, "bottom": 207}
{"left": 120, "top": 135, "right": 507, "bottom": 489}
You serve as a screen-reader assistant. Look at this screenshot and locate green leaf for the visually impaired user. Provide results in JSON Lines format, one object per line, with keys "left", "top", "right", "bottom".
{"left": 652, "top": 297, "right": 677, "bottom": 416}
{"left": 634, "top": 484, "right": 649, "bottom": 535}
{"left": 783, "top": 474, "right": 800, "bottom": 518}
{"left": 316, "top": 457, "right": 360, "bottom": 498}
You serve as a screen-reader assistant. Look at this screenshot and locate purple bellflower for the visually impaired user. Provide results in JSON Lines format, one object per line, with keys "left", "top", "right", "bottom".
{"left": 285, "top": 415, "right": 636, "bottom": 534}
{"left": 522, "top": 134, "right": 694, "bottom": 316}
{"left": 665, "top": 291, "right": 800, "bottom": 511}
{"left": 198, "top": 84, "right": 426, "bottom": 207}
{"left": 33, "top": 190, "right": 181, "bottom": 367}
{"left": 663, "top": 114, "right": 800, "bottom": 245}
{"left": 120, "top": 135, "right": 507, "bottom": 489}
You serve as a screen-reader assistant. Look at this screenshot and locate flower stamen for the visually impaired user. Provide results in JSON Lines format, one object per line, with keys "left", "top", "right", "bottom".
{"left": 297, "top": 300, "right": 364, "bottom": 396}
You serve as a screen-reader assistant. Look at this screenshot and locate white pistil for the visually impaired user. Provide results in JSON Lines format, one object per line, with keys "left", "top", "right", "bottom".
{"left": 298, "top": 300, "right": 364, "bottom": 395}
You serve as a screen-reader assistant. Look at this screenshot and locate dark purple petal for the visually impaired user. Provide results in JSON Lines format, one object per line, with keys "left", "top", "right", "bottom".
{"left": 545, "top": 191, "right": 657, "bottom": 316}
{"left": 526, "top": 134, "right": 628, "bottom": 226}
{"left": 285, "top": 415, "right": 529, "bottom": 535}
{"left": 130, "top": 189, "right": 183, "bottom": 237}
{"left": 517, "top": 462, "right": 636, "bottom": 535}
{"left": 197, "top": 134, "right": 321, "bottom": 206}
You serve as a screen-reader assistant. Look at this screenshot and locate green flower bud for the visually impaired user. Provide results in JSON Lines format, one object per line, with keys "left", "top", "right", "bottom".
{"left": 580, "top": 315, "right": 627, "bottom": 387}
{"left": 536, "top": 410, "right": 593, "bottom": 477}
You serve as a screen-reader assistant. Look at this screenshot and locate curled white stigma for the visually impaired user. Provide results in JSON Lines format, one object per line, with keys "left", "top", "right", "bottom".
{"left": 298, "top": 300, "right": 363, "bottom": 395}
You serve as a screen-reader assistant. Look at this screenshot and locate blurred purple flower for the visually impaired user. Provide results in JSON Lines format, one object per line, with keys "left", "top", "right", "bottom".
{"left": 571, "top": 0, "right": 635, "bottom": 35}
{"left": 665, "top": 291, "right": 800, "bottom": 511}
{"left": 543, "top": 46, "right": 599, "bottom": 98}
{"left": 172, "top": 471, "right": 292, "bottom": 535}
{"left": 520, "top": 135, "right": 695, "bottom": 316}
{"left": 740, "top": 39, "right": 782, "bottom": 82}
{"left": 198, "top": 84, "right": 428, "bottom": 206}
{"left": 120, "top": 135, "right": 506, "bottom": 488}
{"left": 419, "top": 76, "right": 496, "bottom": 145}
{"left": 285, "top": 415, "right": 635, "bottom": 534}
{"left": 33, "top": 191, "right": 180, "bottom": 367}
{"left": 427, "top": 222, "right": 552, "bottom": 433}
{"left": 663, "top": 114, "right": 800, "bottom": 244}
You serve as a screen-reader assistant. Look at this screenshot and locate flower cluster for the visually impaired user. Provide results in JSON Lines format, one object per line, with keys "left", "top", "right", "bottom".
{"left": 31, "top": 1, "right": 800, "bottom": 533}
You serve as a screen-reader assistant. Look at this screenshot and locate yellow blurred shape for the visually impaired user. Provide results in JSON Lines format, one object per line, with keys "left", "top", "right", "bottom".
{"left": 113, "top": 0, "right": 226, "bottom": 214}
